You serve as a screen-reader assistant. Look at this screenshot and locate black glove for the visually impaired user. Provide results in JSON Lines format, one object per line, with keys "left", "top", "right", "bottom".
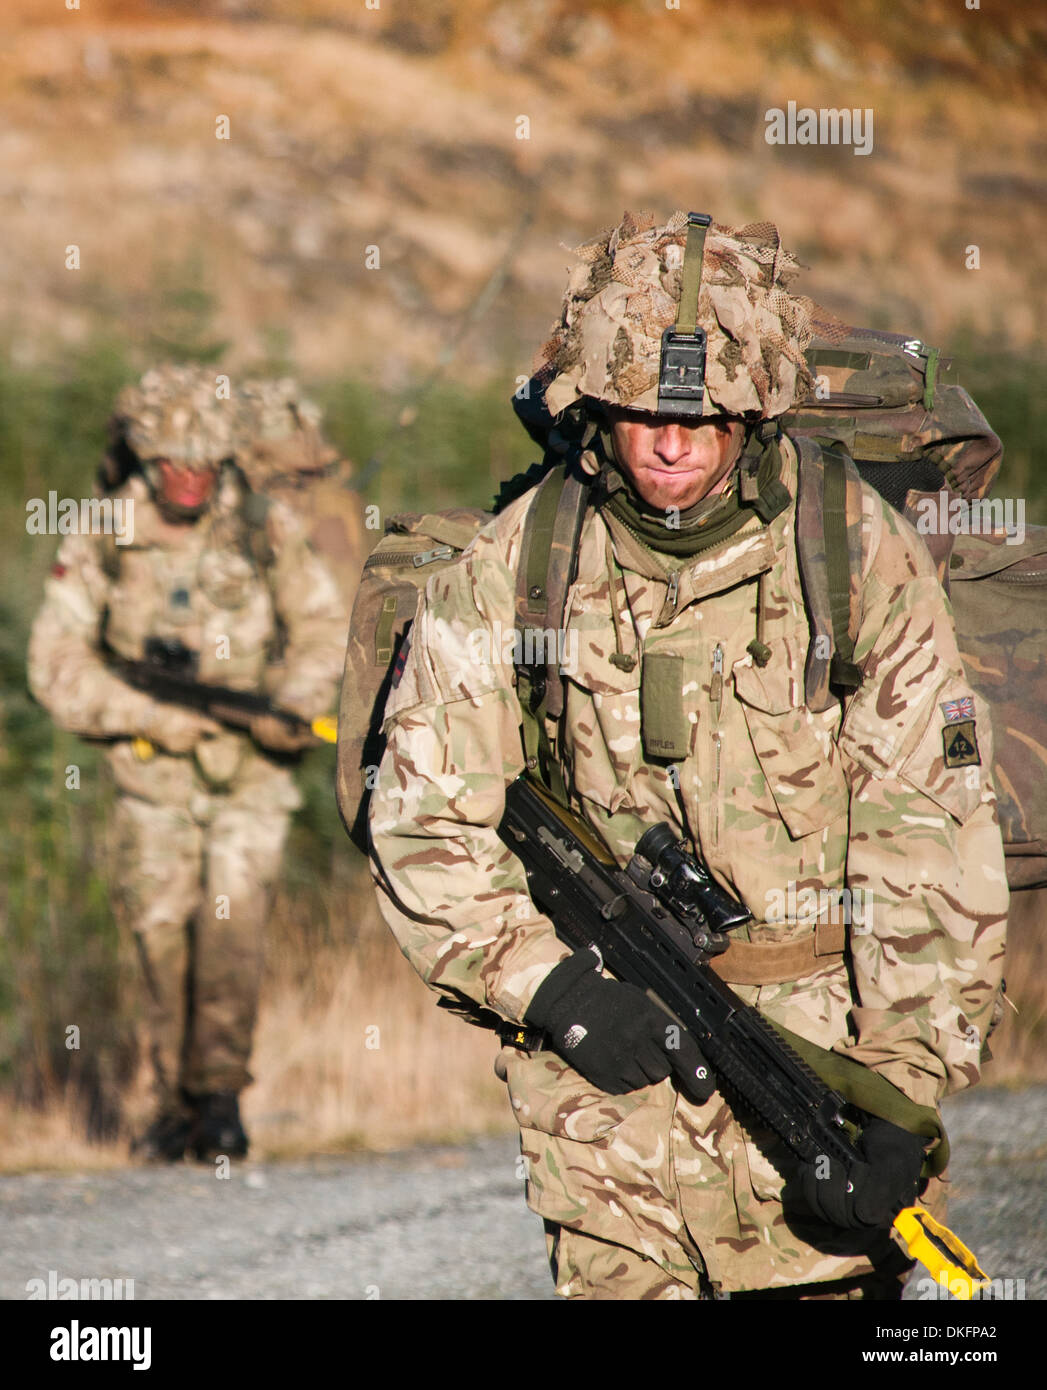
{"left": 800, "top": 1116, "right": 925, "bottom": 1230}
{"left": 525, "top": 950, "right": 716, "bottom": 1104}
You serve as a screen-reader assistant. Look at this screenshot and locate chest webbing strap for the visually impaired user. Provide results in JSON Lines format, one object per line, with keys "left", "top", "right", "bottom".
{"left": 514, "top": 464, "right": 589, "bottom": 803}
{"left": 795, "top": 435, "right": 865, "bottom": 712}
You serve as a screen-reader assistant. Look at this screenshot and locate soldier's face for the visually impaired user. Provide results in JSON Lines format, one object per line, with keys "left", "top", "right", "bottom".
{"left": 154, "top": 460, "right": 218, "bottom": 514}
{"left": 605, "top": 410, "right": 746, "bottom": 512}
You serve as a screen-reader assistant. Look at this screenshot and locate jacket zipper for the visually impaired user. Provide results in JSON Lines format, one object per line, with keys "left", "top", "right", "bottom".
{"left": 363, "top": 546, "right": 455, "bottom": 570}
{"left": 667, "top": 570, "right": 679, "bottom": 612}
{"left": 711, "top": 643, "right": 724, "bottom": 847}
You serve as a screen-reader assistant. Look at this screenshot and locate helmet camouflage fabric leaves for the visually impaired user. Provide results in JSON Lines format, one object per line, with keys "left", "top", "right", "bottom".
{"left": 112, "top": 364, "right": 237, "bottom": 468}
{"left": 539, "top": 210, "right": 815, "bottom": 420}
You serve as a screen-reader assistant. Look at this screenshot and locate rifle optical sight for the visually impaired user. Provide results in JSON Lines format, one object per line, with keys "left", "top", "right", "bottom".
{"left": 634, "top": 824, "right": 752, "bottom": 939}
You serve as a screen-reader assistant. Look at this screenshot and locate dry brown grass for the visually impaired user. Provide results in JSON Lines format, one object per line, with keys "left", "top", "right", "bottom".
{"left": 0, "top": 1093, "right": 128, "bottom": 1174}
{"left": 243, "top": 891, "right": 511, "bottom": 1158}
{"left": 1, "top": 0, "right": 1044, "bottom": 387}
{"left": 0, "top": 880, "right": 512, "bottom": 1173}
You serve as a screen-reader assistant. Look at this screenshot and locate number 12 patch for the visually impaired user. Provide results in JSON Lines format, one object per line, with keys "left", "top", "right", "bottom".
{"left": 943, "top": 719, "right": 980, "bottom": 768}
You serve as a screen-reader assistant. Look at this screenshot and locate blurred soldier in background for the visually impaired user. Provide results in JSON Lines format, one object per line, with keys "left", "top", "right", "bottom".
{"left": 28, "top": 365, "right": 349, "bottom": 1161}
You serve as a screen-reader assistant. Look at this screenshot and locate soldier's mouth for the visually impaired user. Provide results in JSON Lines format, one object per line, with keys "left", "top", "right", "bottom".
{"left": 165, "top": 482, "right": 212, "bottom": 504}
{"left": 640, "top": 465, "right": 707, "bottom": 485}
{"left": 157, "top": 465, "right": 217, "bottom": 507}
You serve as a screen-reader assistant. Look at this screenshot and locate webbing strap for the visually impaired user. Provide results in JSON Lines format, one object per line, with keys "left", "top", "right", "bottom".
{"left": 922, "top": 346, "right": 940, "bottom": 410}
{"left": 99, "top": 531, "right": 121, "bottom": 580}
{"left": 375, "top": 595, "right": 398, "bottom": 664}
{"left": 768, "top": 1021, "right": 949, "bottom": 1177}
{"left": 852, "top": 431, "right": 907, "bottom": 463}
{"left": 804, "top": 348, "right": 872, "bottom": 371}
{"left": 514, "top": 465, "right": 589, "bottom": 806}
{"left": 822, "top": 448, "right": 862, "bottom": 691}
{"left": 242, "top": 488, "right": 275, "bottom": 568}
{"left": 541, "top": 471, "right": 588, "bottom": 720}
{"left": 675, "top": 214, "right": 711, "bottom": 337}
{"left": 516, "top": 670, "right": 569, "bottom": 807}
{"left": 796, "top": 435, "right": 866, "bottom": 710}
{"left": 522, "top": 471, "right": 565, "bottom": 617}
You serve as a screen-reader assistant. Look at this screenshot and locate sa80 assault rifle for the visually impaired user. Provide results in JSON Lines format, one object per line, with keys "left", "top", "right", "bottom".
{"left": 499, "top": 774, "right": 989, "bottom": 1299}
{"left": 103, "top": 636, "right": 337, "bottom": 746}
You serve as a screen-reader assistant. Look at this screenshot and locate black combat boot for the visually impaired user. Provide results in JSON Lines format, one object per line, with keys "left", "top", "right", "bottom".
{"left": 187, "top": 1091, "right": 249, "bottom": 1161}
{"left": 132, "top": 1105, "right": 194, "bottom": 1162}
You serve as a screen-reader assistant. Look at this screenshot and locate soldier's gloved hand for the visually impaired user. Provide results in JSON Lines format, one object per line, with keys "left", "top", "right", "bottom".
{"left": 249, "top": 713, "right": 316, "bottom": 753}
{"left": 800, "top": 1116, "right": 925, "bottom": 1230}
{"left": 143, "top": 706, "right": 221, "bottom": 755}
{"left": 525, "top": 949, "right": 716, "bottom": 1104}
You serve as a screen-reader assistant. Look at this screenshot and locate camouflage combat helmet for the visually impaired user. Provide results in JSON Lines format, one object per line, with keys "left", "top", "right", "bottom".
{"left": 539, "top": 210, "right": 815, "bottom": 421}
{"left": 112, "top": 364, "right": 238, "bottom": 468}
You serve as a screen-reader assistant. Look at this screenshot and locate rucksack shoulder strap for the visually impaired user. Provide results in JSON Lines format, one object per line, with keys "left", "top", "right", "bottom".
{"left": 241, "top": 486, "right": 276, "bottom": 569}
{"left": 99, "top": 530, "right": 121, "bottom": 581}
{"left": 513, "top": 463, "right": 590, "bottom": 802}
{"left": 794, "top": 435, "right": 865, "bottom": 712}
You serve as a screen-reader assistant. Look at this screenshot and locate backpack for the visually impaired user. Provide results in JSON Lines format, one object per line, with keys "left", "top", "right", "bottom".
{"left": 947, "top": 530, "right": 1047, "bottom": 889}
{"left": 337, "top": 331, "right": 1047, "bottom": 890}
{"left": 783, "top": 313, "right": 1004, "bottom": 586}
{"left": 783, "top": 317, "right": 1047, "bottom": 891}
{"left": 233, "top": 433, "right": 368, "bottom": 613}
{"left": 786, "top": 317, "right": 1004, "bottom": 514}
{"left": 336, "top": 509, "right": 490, "bottom": 851}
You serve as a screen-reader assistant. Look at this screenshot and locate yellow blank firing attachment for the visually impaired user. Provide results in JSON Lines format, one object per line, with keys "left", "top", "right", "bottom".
{"left": 132, "top": 715, "right": 336, "bottom": 757}
{"left": 892, "top": 1205, "right": 990, "bottom": 1299}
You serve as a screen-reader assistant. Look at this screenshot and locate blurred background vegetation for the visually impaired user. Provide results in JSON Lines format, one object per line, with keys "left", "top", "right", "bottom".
{"left": 2, "top": 0, "right": 1044, "bottom": 1165}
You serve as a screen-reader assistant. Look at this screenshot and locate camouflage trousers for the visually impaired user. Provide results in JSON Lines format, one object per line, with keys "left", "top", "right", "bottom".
{"left": 109, "top": 793, "right": 291, "bottom": 1105}
{"left": 544, "top": 1221, "right": 912, "bottom": 1300}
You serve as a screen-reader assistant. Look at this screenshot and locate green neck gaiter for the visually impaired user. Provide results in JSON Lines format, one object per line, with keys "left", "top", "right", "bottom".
{"left": 600, "top": 427, "right": 790, "bottom": 558}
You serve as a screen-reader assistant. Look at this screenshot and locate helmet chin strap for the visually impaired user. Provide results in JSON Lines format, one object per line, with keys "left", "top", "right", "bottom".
{"left": 738, "top": 417, "right": 783, "bottom": 507}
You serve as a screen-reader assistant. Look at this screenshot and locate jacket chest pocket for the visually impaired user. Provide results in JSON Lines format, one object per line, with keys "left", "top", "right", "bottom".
{"left": 559, "top": 611, "right": 644, "bottom": 816}
{"left": 105, "top": 551, "right": 197, "bottom": 653}
{"left": 732, "top": 634, "right": 848, "bottom": 840}
{"left": 197, "top": 547, "right": 261, "bottom": 613}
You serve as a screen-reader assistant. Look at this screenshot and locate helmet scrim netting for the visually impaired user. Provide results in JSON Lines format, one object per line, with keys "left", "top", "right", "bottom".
{"left": 537, "top": 211, "right": 815, "bottom": 419}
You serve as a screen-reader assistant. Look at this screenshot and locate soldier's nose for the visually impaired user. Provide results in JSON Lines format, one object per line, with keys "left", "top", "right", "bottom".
{"left": 652, "top": 426, "right": 691, "bottom": 464}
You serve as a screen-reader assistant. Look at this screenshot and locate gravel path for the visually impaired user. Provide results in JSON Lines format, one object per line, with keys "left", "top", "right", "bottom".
{"left": 2, "top": 1085, "right": 1043, "bottom": 1301}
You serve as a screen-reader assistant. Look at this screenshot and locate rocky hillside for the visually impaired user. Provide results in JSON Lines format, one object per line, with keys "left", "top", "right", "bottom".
{"left": 2, "top": 0, "right": 1045, "bottom": 386}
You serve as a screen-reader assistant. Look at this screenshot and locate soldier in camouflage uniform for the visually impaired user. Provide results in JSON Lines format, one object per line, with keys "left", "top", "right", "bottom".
{"left": 28, "top": 365, "right": 348, "bottom": 1161}
{"left": 366, "top": 213, "right": 1008, "bottom": 1298}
